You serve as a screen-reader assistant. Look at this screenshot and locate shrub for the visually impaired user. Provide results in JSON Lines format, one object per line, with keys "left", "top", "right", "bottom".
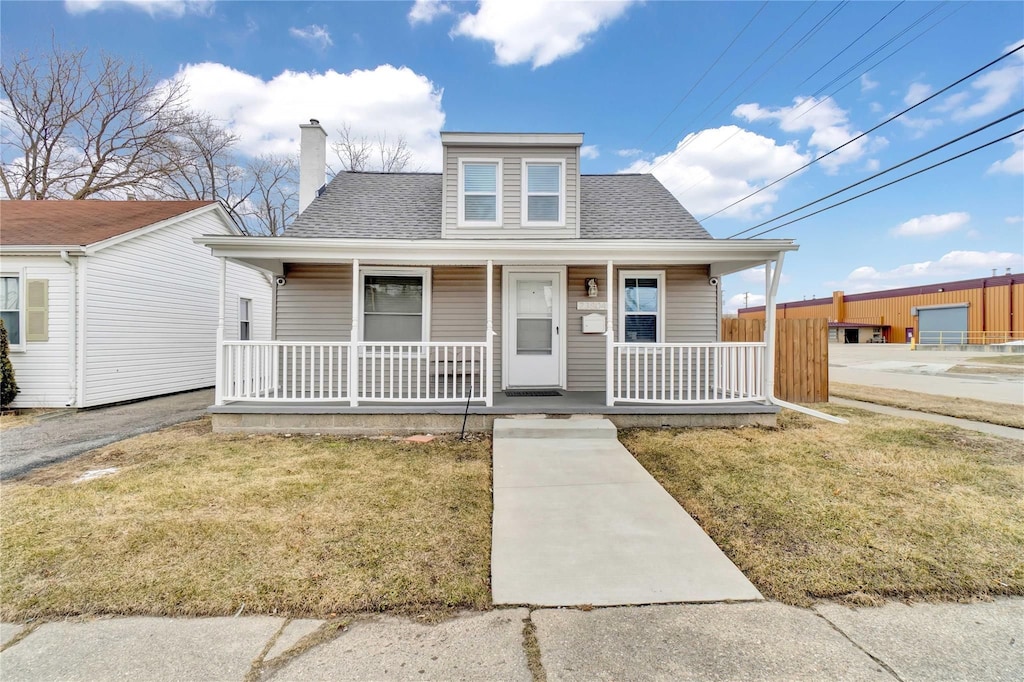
{"left": 0, "top": 319, "right": 18, "bottom": 409}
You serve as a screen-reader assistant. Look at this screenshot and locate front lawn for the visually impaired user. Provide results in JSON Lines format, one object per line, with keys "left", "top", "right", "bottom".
{"left": 623, "top": 407, "right": 1024, "bottom": 606}
{"left": 0, "top": 420, "right": 492, "bottom": 621}
{"left": 830, "top": 382, "right": 1024, "bottom": 429}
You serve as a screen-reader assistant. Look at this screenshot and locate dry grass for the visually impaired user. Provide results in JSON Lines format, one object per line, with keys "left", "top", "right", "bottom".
{"left": 948, "top": 354, "right": 1024, "bottom": 376}
{"left": 962, "top": 354, "right": 1024, "bottom": 366}
{"left": 623, "top": 407, "right": 1024, "bottom": 607}
{"left": 0, "top": 419, "right": 493, "bottom": 621}
{"left": 0, "top": 409, "right": 52, "bottom": 431}
{"left": 830, "top": 382, "right": 1024, "bottom": 429}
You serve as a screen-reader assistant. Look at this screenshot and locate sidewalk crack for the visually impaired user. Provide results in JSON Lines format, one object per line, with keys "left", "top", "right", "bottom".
{"left": 521, "top": 609, "right": 547, "bottom": 682}
{"left": 244, "top": 618, "right": 290, "bottom": 682}
{"left": 814, "top": 610, "right": 904, "bottom": 682}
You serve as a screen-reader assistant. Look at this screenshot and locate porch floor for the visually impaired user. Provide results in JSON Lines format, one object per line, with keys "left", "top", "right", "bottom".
{"left": 209, "top": 390, "right": 778, "bottom": 415}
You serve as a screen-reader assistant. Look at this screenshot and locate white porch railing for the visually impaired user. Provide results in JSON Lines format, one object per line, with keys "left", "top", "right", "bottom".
{"left": 221, "top": 341, "right": 489, "bottom": 403}
{"left": 612, "top": 342, "right": 766, "bottom": 403}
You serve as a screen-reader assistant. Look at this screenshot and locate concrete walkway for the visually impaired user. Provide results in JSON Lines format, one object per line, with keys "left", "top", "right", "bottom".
{"left": 490, "top": 417, "right": 762, "bottom": 606}
{"left": 0, "top": 389, "right": 213, "bottom": 479}
{"left": 2, "top": 599, "right": 1021, "bottom": 681}
{"left": 830, "top": 397, "right": 1024, "bottom": 441}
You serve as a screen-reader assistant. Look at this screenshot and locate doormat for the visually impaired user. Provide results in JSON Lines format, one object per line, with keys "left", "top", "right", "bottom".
{"left": 504, "top": 390, "right": 562, "bottom": 397}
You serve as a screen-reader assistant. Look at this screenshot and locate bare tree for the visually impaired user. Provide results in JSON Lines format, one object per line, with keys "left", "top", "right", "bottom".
{"left": 242, "top": 154, "right": 297, "bottom": 236}
{"left": 330, "top": 123, "right": 414, "bottom": 173}
{"left": 1, "top": 43, "right": 193, "bottom": 200}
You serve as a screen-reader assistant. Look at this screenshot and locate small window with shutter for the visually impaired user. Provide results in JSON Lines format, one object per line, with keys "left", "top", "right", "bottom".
{"left": 25, "top": 280, "right": 48, "bottom": 342}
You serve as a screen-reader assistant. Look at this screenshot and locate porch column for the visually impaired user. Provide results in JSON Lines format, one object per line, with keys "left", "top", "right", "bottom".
{"left": 214, "top": 256, "right": 226, "bottom": 406}
{"left": 485, "top": 260, "right": 494, "bottom": 407}
{"left": 349, "top": 258, "right": 360, "bottom": 406}
{"left": 763, "top": 252, "right": 785, "bottom": 401}
{"left": 605, "top": 259, "right": 614, "bottom": 406}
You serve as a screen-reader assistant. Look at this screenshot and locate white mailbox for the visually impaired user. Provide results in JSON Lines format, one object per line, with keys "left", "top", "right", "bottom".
{"left": 582, "top": 313, "right": 606, "bottom": 334}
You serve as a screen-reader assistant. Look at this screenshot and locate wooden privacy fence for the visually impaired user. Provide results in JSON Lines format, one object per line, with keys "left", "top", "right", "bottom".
{"left": 722, "top": 318, "right": 829, "bottom": 403}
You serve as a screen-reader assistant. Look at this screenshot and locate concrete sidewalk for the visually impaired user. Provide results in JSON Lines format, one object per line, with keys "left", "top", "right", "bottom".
{"left": 2, "top": 599, "right": 1020, "bottom": 681}
{"left": 490, "top": 417, "right": 762, "bottom": 606}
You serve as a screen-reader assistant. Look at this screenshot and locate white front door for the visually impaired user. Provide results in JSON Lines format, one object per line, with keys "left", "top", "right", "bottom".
{"left": 506, "top": 271, "right": 562, "bottom": 387}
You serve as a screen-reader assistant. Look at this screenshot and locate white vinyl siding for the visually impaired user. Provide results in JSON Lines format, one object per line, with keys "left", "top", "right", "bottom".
{"left": 458, "top": 160, "right": 502, "bottom": 227}
{"left": 3, "top": 256, "right": 74, "bottom": 407}
{"left": 444, "top": 146, "right": 578, "bottom": 238}
{"left": 82, "top": 208, "right": 271, "bottom": 407}
{"left": 522, "top": 160, "right": 565, "bottom": 226}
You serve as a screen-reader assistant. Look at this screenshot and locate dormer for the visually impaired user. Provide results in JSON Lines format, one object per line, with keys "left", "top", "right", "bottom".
{"left": 441, "top": 132, "right": 583, "bottom": 239}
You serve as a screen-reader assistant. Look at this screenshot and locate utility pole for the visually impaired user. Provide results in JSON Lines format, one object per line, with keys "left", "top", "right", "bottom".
{"left": 743, "top": 292, "right": 749, "bottom": 307}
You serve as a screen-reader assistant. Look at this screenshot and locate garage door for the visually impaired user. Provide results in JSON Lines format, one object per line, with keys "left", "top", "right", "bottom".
{"left": 917, "top": 304, "right": 968, "bottom": 344}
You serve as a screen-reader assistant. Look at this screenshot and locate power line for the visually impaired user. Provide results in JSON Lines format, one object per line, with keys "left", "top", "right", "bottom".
{"left": 638, "top": 1, "right": 768, "bottom": 149}
{"left": 796, "top": 1, "right": 905, "bottom": 88}
{"left": 727, "top": 108, "right": 1024, "bottom": 238}
{"left": 742, "top": 128, "right": 1023, "bottom": 239}
{"left": 647, "top": 1, "right": 850, "bottom": 172}
{"left": 698, "top": 42, "right": 1024, "bottom": 221}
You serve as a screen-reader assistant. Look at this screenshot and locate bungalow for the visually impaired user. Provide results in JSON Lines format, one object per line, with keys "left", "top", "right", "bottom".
{"left": 197, "top": 122, "right": 797, "bottom": 434}
{"left": 0, "top": 201, "right": 272, "bottom": 408}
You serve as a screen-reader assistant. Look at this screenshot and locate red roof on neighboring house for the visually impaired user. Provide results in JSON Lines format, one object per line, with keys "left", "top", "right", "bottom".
{"left": 0, "top": 200, "right": 215, "bottom": 246}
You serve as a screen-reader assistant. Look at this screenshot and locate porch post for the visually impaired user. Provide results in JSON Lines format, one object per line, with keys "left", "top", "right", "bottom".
{"left": 214, "top": 256, "right": 226, "bottom": 406}
{"left": 349, "top": 258, "right": 360, "bottom": 406}
{"left": 605, "top": 259, "right": 614, "bottom": 406}
{"left": 763, "top": 252, "right": 785, "bottom": 402}
{"left": 485, "top": 259, "right": 494, "bottom": 407}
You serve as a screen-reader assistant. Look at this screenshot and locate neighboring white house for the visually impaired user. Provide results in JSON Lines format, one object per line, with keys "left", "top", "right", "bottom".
{"left": 0, "top": 200, "right": 272, "bottom": 408}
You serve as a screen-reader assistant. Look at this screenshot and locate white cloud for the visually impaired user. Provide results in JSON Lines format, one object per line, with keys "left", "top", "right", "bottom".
{"left": 738, "top": 266, "right": 791, "bottom": 285}
{"left": 289, "top": 25, "right": 333, "bottom": 51}
{"left": 833, "top": 250, "right": 1024, "bottom": 292}
{"left": 965, "top": 229, "right": 981, "bottom": 239}
{"left": 934, "top": 91, "right": 969, "bottom": 113}
{"left": 864, "top": 158, "right": 880, "bottom": 172}
{"left": 869, "top": 101, "right": 883, "bottom": 113}
{"left": 616, "top": 148, "right": 643, "bottom": 158}
{"left": 860, "top": 73, "right": 879, "bottom": 93}
{"left": 1006, "top": 215, "right": 1024, "bottom": 224}
{"left": 408, "top": 0, "right": 452, "bottom": 25}
{"left": 621, "top": 125, "right": 809, "bottom": 219}
{"left": 173, "top": 63, "right": 446, "bottom": 169}
{"left": 734, "top": 96, "right": 867, "bottom": 174}
{"left": 64, "top": 0, "right": 212, "bottom": 16}
{"left": 903, "top": 82, "right": 932, "bottom": 106}
{"left": 890, "top": 212, "right": 970, "bottom": 238}
{"left": 451, "top": 0, "right": 635, "bottom": 68}
{"left": 724, "top": 292, "right": 765, "bottom": 314}
{"left": 580, "top": 144, "right": 600, "bottom": 160}
{"left": 987, "top": 135, "right": 1024, "bottom": 175}
{"left": 950, "top": 41, "right": 1024, "bottom": 121}
{"left": 898, "top": 114, "right": 942, "bottom": 138}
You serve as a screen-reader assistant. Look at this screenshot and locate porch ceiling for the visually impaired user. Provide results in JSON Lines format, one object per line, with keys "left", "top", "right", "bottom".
{"left": 195, "top": 235, "right": 797, "bottom": 273}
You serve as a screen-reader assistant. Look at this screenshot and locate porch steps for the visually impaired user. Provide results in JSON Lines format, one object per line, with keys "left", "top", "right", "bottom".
{"left": 492, "top": 417, "right": 617, "bottom": 440}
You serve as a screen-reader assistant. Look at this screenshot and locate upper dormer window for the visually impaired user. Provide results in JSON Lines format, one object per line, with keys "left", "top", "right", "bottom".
{"left": 458, "top": 159, "right": 502, "bottom": 227}
{"left": 522, "top": 160, "right": 565, "bottom": 227}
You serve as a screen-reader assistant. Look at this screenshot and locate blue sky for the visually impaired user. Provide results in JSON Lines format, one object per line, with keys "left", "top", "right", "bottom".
{"left": 3, "top": 0, "right": 1022, "bottom": 310}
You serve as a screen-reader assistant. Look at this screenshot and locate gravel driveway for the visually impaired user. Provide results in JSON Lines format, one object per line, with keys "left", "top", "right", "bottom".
{"left": 1, "top": 389, "right": 213, "bottom": 479}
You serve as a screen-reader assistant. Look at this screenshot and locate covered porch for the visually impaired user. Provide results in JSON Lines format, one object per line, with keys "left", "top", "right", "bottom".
{"left": 197, "top": 235, "right": 796, "bottom": 426}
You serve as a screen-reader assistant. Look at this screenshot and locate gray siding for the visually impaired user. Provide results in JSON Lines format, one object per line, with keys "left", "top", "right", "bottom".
{"left": 443, "top": 146, "right": 579, "bottom": 239}
{"left": 274, "top": 263, "right": 714, "bottom": 393}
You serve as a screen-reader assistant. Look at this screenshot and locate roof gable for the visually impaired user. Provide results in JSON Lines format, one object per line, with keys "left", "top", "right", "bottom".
{"left": 0, "top": 200, "right": 216, "bottom": 246}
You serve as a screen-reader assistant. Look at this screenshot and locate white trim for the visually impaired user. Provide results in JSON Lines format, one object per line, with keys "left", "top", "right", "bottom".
{"left": 358, "top": 266, "right": 432, "bottom": 343}
{"left": 442, "top": 132, "right": 583, "bottom": 147}
{"left": 457, "top": 158, "right": 503, "bottom": 228}
{"left": 195, "top": 235, "right": 799, "bottom": 267}
{"left": 501, "top": 265, "right": 567, "bottom": 389}
{"left": 521, "top": 158, "right": 566, "bottom": 228}
{"left": 0, "top": 269, "right": 26, "bottom": 351}
{"left": 618, "top": 270, "right": 666, "bottom": 343}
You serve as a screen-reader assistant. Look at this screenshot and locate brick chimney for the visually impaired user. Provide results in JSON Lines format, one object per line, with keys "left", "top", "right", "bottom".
{"left": 298, "top": 118, "right": 327, "bottom": 214}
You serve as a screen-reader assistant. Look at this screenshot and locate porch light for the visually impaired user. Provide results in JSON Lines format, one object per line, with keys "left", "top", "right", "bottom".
{"left": 586, "top": 278, "right": 598, "bottom": 297}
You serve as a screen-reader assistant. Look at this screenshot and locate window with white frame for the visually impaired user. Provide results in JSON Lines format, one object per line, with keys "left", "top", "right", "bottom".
{"left": 458, "top": 160, "right": 501, "bottom": 226}
{"left": 239, "top": 298, "right": 252, "bottom": 340}
{"left": 522, "top": 160, "right": 564, "bottom": 226}
{"left": 361, "top": 269, "right": 431, "bottom": 342}
{"left": 619, "top": 271, "right": 665, "bottom": 343}
{"left": 1, "top": 275, "right": 21, "bottom": 346}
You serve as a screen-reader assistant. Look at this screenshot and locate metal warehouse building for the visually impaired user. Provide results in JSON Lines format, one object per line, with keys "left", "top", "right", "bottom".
{"left": 737, "top": 273, "right": 1023, "bottom": 345}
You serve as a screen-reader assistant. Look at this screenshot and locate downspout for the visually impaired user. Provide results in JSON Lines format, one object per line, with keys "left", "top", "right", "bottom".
{"left": 60, "top": 250, "right": 78, "bottom": 407}
{"left": 764, "top": 253, "right": 847, "bottom": 425}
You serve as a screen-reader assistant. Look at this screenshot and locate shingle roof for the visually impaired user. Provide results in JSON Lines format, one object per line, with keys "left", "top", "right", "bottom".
{"left": 0, "top": 200, "right": 215, "bottom": 246}
{"left": 283, "top": 171, "right": 711, "bottom": 240}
